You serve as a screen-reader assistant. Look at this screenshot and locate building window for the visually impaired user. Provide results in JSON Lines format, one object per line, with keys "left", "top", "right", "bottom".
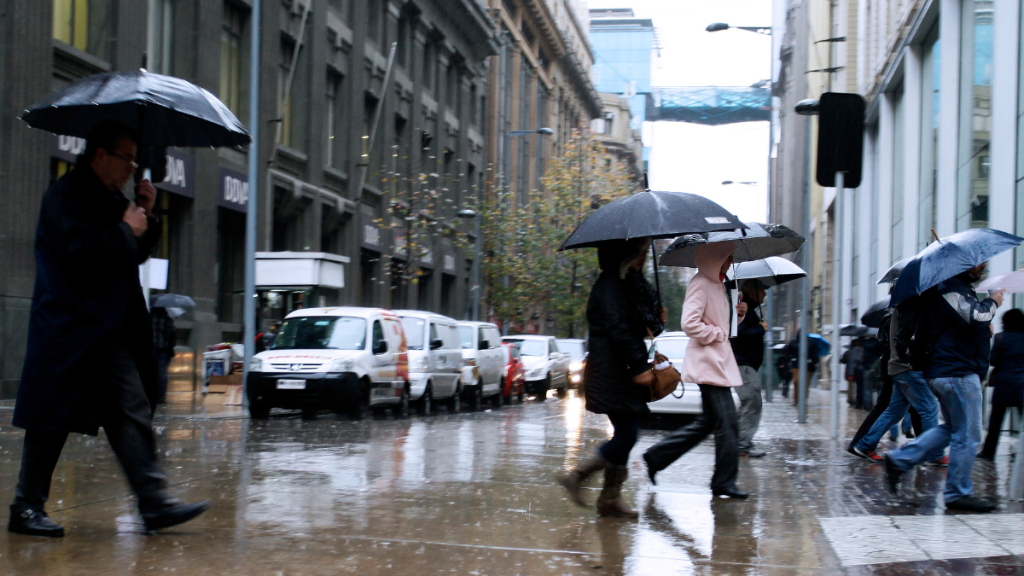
{"left": 278, "top": 36, "right": 309, "bottom": 150}
{"left": 367, "top": 0, "right": 382, "bottom": 46}
{"left": 423, "top": 42, "right": 434, "bottom": 91}
{"left": 147, "top": 0, "right": 175, "bottom": 75}
{"left": 957, "top": 0, "right": 994, "bottom": 230}
{"left": 396, "top": 16, "right": 409, "bottom": 68}
{"left": 1016, "top": 0, "right": 1024, "bottom": 281}
{"left": 220, "top": 3, "right": 244, "bottom": 116}
{"left": 53, "top": 0, "right": 113, "bottom": 60}
{"left": 328, "top": 0, "right": 350, "bottom": 21}
{"left": 918, "top": 26, "right": 940, "bottom": 251}
{"left": 326, "top": 72, "right": 348, "bottom": 172}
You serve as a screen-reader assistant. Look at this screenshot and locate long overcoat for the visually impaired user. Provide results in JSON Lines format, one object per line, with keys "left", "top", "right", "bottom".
{"left": 582, "top": 270, "right": 652, "bottom": 416}
{"left": 13, "top": 163, "right": 162, "bottom": 435}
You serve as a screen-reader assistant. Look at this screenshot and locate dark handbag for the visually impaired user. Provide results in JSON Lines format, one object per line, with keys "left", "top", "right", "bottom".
{"left": 640, "top": 352, "right": 682, "bottom": 402}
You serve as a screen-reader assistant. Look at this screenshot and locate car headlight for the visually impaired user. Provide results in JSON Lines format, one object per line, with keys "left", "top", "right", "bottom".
{"left": 569, "top": 361, "right": 583, "bottom": 372}
{"left": 528, "top": 368, "right": 544, "bottom": 379}
{"left": 248, "top": 358, "right": 263, "bottom": 372}
{"left": 410, "top": 356, "right": 428, "bottom": 372}
{"left": 330, "top": 358, "right": 355, "bottom": 372}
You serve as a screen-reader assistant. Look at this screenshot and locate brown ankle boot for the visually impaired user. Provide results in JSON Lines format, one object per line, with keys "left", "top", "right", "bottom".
{"left": 596, "top": 466, "right": 638, "bottom": 519}
{"left": 558, "top": 451, "right": 610, "bottom": 507}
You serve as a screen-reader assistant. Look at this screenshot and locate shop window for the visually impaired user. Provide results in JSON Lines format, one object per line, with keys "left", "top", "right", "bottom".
{"left": 147, "top": 0, "right": 175, "bottom": 75}
{"left": 220, "top": 3, "right": 245, "bottom": 116}
{"left": 957, "top": 0, "right": 994, "bottom": 230}
{"left": 53, "top": 0, "right": 113, "bottom": 61}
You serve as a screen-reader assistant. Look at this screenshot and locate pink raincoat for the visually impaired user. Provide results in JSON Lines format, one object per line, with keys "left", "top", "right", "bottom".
{"left": 680, "top": 242, "right": 743, "bottom": 388}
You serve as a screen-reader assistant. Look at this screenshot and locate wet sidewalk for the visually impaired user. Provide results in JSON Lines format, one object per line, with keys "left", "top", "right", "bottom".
{"left": 0, "top": 390, "right": 1019, "bottom": 575}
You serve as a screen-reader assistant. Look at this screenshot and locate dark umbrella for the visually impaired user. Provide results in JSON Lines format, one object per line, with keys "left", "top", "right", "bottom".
{"left": 559, "top": 191, "right": 746, "bottom": 250}
{"left": 840, "top": 324, "right": 877, "bottom": 337}
{"left": 890, "top": 228, "right": 1024, "bottom": 307}
{"left": 661, "top": 223, "right": 805, "bottom": 268}
{"left": 877, "top": 257, "right": 912, "bottom": 285}
{"left": 21, "top": 69, "right": 250, "bottom": 148}
{"left": 860, "top": 298, "right": 889, "bottom": 328}
{"left": 152, "top": 294, "right": 196, "bottom": 308}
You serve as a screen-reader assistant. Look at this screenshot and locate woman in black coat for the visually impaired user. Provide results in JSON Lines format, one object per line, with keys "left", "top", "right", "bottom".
{"left": 979, "top": 308, "right": 1024, "bottom": 460}
{"left": 558, "top": 238, "right": 652, "bottom": 519}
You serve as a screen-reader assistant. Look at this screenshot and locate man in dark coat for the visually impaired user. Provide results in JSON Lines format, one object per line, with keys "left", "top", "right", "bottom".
{"left": 9, "top": 120, "right": 210, "bottom": 537}
{"left": 731, "top": 279, "right": 768, "bottom": 458}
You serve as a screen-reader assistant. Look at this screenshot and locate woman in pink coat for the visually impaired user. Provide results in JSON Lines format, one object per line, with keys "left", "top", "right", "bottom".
{"left": 642, "top": 242, "right": 749, "bottom": 498}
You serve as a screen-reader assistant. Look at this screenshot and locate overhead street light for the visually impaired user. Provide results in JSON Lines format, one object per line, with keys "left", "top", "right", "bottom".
{"left": 706, "top": 22, "right": 772, "bottom": 35}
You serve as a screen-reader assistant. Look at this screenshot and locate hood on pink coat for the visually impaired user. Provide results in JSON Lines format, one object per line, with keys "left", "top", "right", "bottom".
{"left": 693, "top": 242, "right": 737, "bottom": 282}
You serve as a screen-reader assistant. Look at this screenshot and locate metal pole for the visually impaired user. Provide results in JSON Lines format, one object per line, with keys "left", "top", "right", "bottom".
{"left": 829, "top": 172, "right": 844, "bottom": 438}
{"left": 798, "top": 118, "right": 811, "bottom": 424}
{"left": 473, "top": 203, "right": 481, "bottom": 321}
{"left": 242, "top": 0, "right": 261, "bottom": 410}
{"left": 764, "top": 291, "right": 774, "bottom": 402}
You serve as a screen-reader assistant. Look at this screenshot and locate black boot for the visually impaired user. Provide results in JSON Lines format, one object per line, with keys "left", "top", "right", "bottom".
{"left": 141, "top": 499, "right": 212, "bottom": 532}
{"left": 8, "top": 505, "right": 64, "bottom": 538}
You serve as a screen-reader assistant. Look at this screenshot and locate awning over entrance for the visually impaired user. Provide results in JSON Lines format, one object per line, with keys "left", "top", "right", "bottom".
{"left": 255, "top": 252, "right": 351, "bottom": 290}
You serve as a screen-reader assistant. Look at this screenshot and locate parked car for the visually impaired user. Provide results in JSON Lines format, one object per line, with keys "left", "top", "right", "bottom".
{"left": 647, "top": 332, "right": 740, "bottom": 415}
{"left": 501, "top": 342, "right": 526, "bottom": 403}
{"left": 456, "top": 321, "right": 505, "bottom": 409}
{"left": 502, "top": 335, "right": 570, "bottom": 400}
{"left": 246, "top": 307, "right": 410, "bottom": 420}
{"left": 395, "top": 310, "right": 464, "bottom": 415}
{"left": 556, "top": 338, "right": 587, "bottom": 388}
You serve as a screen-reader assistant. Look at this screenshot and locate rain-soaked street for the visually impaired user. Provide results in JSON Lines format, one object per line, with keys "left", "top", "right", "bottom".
{"left": 3, "top": 390, "right": 1024, "bottom": 575}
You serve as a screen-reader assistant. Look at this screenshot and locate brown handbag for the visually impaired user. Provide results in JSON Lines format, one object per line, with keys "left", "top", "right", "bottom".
{"left": 642, "top": 351, "right": 683, "bottom": 402}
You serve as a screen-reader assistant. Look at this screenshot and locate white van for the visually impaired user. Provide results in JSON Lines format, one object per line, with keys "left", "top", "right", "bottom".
{"left": 456, "top": 321, "right": 505, "bottom": 410}
{"left": 246, "top": 307, "right": 410, "bottom": 420}
{"left": 395, "top": 310, "right": 463, "bottom": 415}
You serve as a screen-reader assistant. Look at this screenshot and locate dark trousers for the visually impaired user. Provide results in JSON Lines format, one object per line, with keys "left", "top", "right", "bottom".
{"left": 600, "top": 413, "right": 639, "bottom": 466}
{"left": 856, "top": 375, "right": 874, "bottom": 410}
{"left": 156, "top": 350, "right": 173, "bottom": 402}
{"left": 849, "top": 375, "right": 923, "bottom": 451}
{"left": 13, "top": 346, "right": 169, "bottom": 513}
{"left": 643, "top": 384, "right": 740, "bottom": 491}
{"left": 980, "top": 402, "right": 1021, "bottom": 458}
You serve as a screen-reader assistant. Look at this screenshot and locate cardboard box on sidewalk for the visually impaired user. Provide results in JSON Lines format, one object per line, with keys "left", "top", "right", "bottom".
{"left": 203, "top": 384, "right": 243, "bottom": 406}
{"left": 207, "top": 373, "right": 242, "bottom": 394}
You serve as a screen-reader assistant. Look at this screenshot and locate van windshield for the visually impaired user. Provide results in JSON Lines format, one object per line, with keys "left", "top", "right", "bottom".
{"left": 458, "top": 326, "right": 475, "bottom": 349}
{"left": 505, "top": 339, "right": 546, "bottom": 356}
{"left": 558, "top": 341, "right": 586, "bottom": 360}
{"left": 652, "top": 338, "right": 689, "bottom": 360}
{"left": 272, "top": 317, "right": 367, "bottom": 350}
{"left": 400, "top": 317, "right": 426, "bottom": 350}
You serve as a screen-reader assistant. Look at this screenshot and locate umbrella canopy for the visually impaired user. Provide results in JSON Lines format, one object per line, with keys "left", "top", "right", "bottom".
{"left": 152, "top": 293, "right": 196, "bottom": 308}
{"left": 977, "top": 271, "right": 1024, "bottom": 294}
{"left": 890, "top": 228, "right": 1024, "bottom": 306}
{"left": 808, "top": 334, "right": 831, "bottom": 357}
{"left": 559, "top": 190, "right": 746, "bottom": 250}
{"left": 840, "top": 324, "right": 877, "bottom": 337}
{"left": 877, "top": 257, "right": 913, "bottom": 285}
{"left": 22, "top": 70, "right": 250, "bottom": 148}
{"left": 724, "top": 257, "right": 806, "bottom": 288}
{"left": 860, "top": 298, "right": 889, "bottom": 328}
{"left": 661, "top": 223, "right": 805, "bottom": 268}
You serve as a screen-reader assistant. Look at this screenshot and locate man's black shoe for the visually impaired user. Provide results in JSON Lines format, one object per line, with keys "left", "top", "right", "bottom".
{"left": 711, "top": 488, "right": 749, "bottom": 499}
{"left": 642, "top": 452, "right": 658, "bottom": 485}
{"left": 141, "top": 500, "right": 212, "bottom": 532}
{"left": 883, "top": 454, "right": 904, "bottom": 495}
{"left": 8, "top": 506, "right": 64, "bottom": 538}
{"left": 945, "top": 496, "right": 996, "bottom": 513}
{"left": 740, "top": 450, "right": 767, "bottom": 458}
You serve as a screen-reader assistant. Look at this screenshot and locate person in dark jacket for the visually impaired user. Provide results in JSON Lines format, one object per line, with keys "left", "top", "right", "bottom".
{"left": 8, "top": 121, "right": 210, "bottom": 538}
{"left": 979, "top": 308, "right": 1024, "bottom": 460}
{"left": 558, "top": 238, "right": 653, "bottom": 518}
{"left": 731, "top": 279, "right": 768, "bottom": 457}
{"left": 842, "top": 339, "right": 867, "bottom": 409}
{"left": 883, "top": 263, "right": 1004, "bottom": 512}
{"left": 784, "top": 331, "right": 821, "bottom": 406}
{"left": 624, "top": 262, "right": 667, "bottom": 337}
{"left": 151, "top": 306, "right": 177, "bottom": 404}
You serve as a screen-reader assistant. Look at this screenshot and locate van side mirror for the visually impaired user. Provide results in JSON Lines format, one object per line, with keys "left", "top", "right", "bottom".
{"left": 373, "top": 339, "right": 389, "bottom": 355}
{"left": 430, "top": 338, "right": 444, "bottom": 350}
{"left": 479, "top": 340, "right": 490, "bottom": 350}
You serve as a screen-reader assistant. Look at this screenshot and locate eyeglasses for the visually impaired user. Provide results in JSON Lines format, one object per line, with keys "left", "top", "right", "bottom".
{"left": 109, "top": 151, "right": 139, "bottom": 170}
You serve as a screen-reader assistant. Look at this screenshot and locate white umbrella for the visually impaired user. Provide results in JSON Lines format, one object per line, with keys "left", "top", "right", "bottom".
{"left": 977, "top": 271, "right": 1024, "bottom": 293}
{"left": 726, "top": 256, "right": 807, "bottom": 287}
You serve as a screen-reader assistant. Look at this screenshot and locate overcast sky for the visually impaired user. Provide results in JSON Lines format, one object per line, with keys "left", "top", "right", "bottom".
{"left": 587, "top": 0, "right": 773, "bottom": 224}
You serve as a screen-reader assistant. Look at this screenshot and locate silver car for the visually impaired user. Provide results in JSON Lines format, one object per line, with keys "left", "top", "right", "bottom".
{"left": 648, "top": 332, "right": 741, "bottom": 415}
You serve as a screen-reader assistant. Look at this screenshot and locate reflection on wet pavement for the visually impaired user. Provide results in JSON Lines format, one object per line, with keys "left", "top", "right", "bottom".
{"left": 0, "top": 389, "right": 1016, "bottom": 574}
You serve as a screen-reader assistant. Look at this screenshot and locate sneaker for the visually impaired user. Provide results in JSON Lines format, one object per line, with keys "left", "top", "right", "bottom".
{"left": 924, "top": 456, "right": 949, "bottom": 467}
{"left": 882, "top": 454, "right": 904, "bottom": 495}
{"left": 945, "top": 496, "right": 996, "bottom": 513}
{"left": 904, "top": 429, "right": 916, "bottom": 439}
{"left": 849, "top": 446, "right": 883, "bottom": 462}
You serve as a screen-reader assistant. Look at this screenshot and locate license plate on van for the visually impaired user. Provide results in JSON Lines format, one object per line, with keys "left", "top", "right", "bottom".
{"left": 277, "top": 379, "right": 306, "bottom": 390}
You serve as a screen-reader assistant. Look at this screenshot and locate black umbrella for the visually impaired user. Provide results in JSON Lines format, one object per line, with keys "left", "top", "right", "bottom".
{"left": 21, "top": 69, "right": 250, "bottom": 148}
{"left": 152, "top": 294, "right": 196, "bottom": 308}
{"left": 840, "top": 324, "right": 877, "bottom": 337}
{"left": 860, "top": 298, "right": 889, "bottom": 328}
{"left": 559, "top": 191, "right": 746, "bottom": 250}
{"left": 661, "top": 222, "right": 804, "bottom": 268}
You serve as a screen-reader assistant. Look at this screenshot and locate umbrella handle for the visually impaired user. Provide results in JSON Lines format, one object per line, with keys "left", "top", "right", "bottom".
{"left": 651, "top": 241, "right": 662, "bottom": 306}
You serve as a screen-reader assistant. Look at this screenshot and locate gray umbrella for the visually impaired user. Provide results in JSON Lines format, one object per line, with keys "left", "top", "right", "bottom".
{"left": 152, "top": 294, "right": 196, "bottom": 308}
{"left": 877, "top": 257, "right": 912, "bottom": 285}
{"left": 724, "top": 256, "right": 807, "bottom": 287}
{"left": 660, "top": 222, "right": 804, "bottom": 268}
{"left": 21, "top": 69, "right": 250, "bottom": 148}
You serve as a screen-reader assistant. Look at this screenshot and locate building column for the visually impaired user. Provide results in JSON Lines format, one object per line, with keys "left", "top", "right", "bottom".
{"left": 858, "top": 131, "right": 876, "bottom": 308}
{"left": 935, "top": 0, "right": 962, "bottom": 237}
{"left": 901, "top": 44, "right": 923, "bottom": 258}
{"left": 988, "top": 0, "right": 1020, "bottom": 282}
{"left": 875, "top": 93, "right": 895, "bottom": 300}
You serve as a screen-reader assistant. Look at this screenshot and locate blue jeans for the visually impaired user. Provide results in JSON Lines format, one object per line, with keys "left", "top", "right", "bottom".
{"left": 856, "top": 372, "right": 941, "bottom": 459}
{"left": 887, "top": 375, "right": 984, "bottom": 503}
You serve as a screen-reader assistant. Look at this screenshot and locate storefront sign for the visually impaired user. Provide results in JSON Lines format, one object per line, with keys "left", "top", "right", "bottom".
{"left": 52, "top": 135, "right": 86, "bottom": 163}
{"left": 418, "top": 248, "right": 435, "bottom": 269}
{"left": 442, "top": 250, "right": 457, "bottom": 274}
{"left": 155, "top": 149, "right": 196, "bottom": 198}
{"left": 392, "top": 230, "right": 408, "bottom": 260}
{"left": 218, "top": 167, "right": 249, "bottom": 212}
{"left": 361, "top": 214, "right": 383, "bottom": 251}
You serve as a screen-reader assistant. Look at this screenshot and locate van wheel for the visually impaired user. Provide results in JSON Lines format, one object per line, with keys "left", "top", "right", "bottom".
{"left": 535, "top": 377, "right": 550, "bottom": 402}
{"left": 392, "top": 385, "right": 410, "bottom": 419}
{"left": 557, "top": 385, "right": 568, "bottom": 398}
{"left": 417, "top": 385, "right": 433, "bottom": 416}
{"left": 469, "top": 383, "right": 483, "bottom": 411}
{"left": 249, "top": 401, "right": 270, "bottom": 419}
{"left": 347, "top": 382, "right": 370, "bottom": 421}
{"left": 447, "top": 389, "right": 461, "bottom": 414}
{"left": 491, "top": 390, "right": 503, "bottom": 409}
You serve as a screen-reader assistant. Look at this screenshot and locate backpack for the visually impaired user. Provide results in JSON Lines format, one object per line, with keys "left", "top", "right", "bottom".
{"left": 892, "top": 292, "right": 935, "bottom": 371}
